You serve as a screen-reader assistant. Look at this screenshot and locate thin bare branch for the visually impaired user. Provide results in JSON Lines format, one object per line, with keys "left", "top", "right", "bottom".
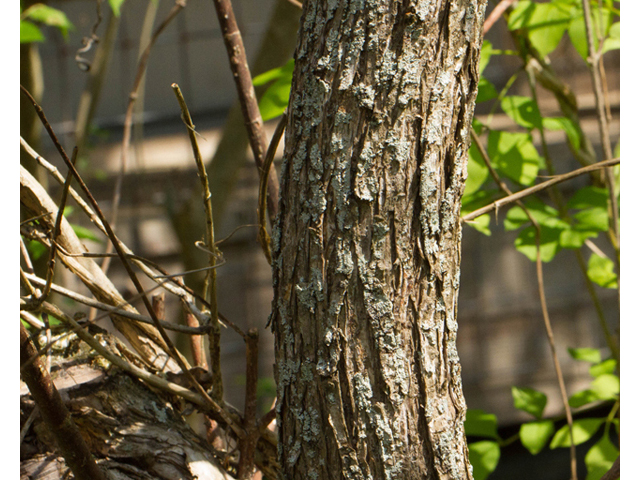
{"left": 238, "top": 329, "right": 260, "bottom": 480}
{"left": 483, "top": 0, "right": 516, "bottom": 35}
{"left": 104, "top": 0, "right": 187, "bottom": 274}
{"left": 172, "top": 82, "right": 224, "bottom": 402}
{"left": 259, "top": 112, "right": 287, "bottom": 264}
{"left": 462, "top": 157, "right": 620, "bottom": 222}
{"left": 211, "top": 0, "right": 279, "bottom": 225}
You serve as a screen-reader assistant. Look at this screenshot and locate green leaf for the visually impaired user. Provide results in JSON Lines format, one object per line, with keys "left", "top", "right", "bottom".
{"left": 514, "top": 225, "right": 565, "bottom": 262}
{"left": 27, "top": 239, "right": 47, "bottom": 261}
{"left": 602, "top": 21, "right": 620, "bottom": 54}
{"left": 566, "top": 186, "right": 609, "bottom": 210}
{"left": 585, "top": 434, "right": 619, "bottom": 480}
{"left": 569, "top": 389, "right": 599, "bottom": 408}
{"left": 519, "top": 420, "right": 555, "bottom": 455}
{"left": 568, "top": 347, "right": 601, "bottom": 363}
{"left": 550, "top": 418, "right": 604, "bottom": 449}
{"left": 466, "top": 214, "right": 492, "bottom": 236}
{"left": 253, "top": 59, "right": 295, "bottom": 121}
{"left": 574, "top": 207, "right": 609, "bottom": 232}
{"left": 504, "top": 198, "right": 561, "bottom": 231}
{"left": 253, "top": 59, "right": 295, "bottom": 86}
{"left": 568, "top": 6, "right": 614, "bottom": 60}
{"left": 462, "top": 189, "right": 499, "bottom": 213}
{"left": 559, "top": 227, "right": 597, "bottom": 249}
{"left": 109, "top": 0, "right": 127, "bottom": 17}
{"left": 487, "top": 131, "right": 541, "bottom": 186}
{"left": 465, "top": 141, "right": 490, "bottom": 196}
{"left": 589, "top": 359, "right": 617, "bottom": 378}
{"left": 587, "top": 253, "right": 618, "bottom": 289}
{"left": 512, "top": 386, "right": 547, "bottom": 419}
{"left": 468, "top": 441, "right": 500, "bottom": 480}
{"left": 590, "top": 373, "right": 619, "bottom": 400}
{"left": 23, "top": 4, "right": 75, "bottom": 39}
{"left": 479, "top": 40, "right": 494, "bottom": 75}
{"left": 476, "top": 77, "right": 498, "bottom": 103}
{"left": 259, "top": 77, "right": 292, "bottom": 121}
{"left": 465, "top": 409, "right": 499, "bottom": 440}
{"left": 20, "top": 20, "right": 44, "bottom": 43}
{"left": 508, "top": 0, "right": 576, "bottom": 57}
{"left": 71, "top": 225, "right": 103, "bottom": 243}
{"left": 501, "top": 96, "right": 542, "bottom": 130}
{"left": 542, "top": 116, "right": 581, "bottom": 152}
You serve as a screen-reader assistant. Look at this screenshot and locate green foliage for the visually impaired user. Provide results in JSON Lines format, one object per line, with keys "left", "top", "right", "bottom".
{"left": 253, "top": 59, "right": 295, "bottom": 121}
{"left": 109, "top": 0, "right": 128, "bottom": 17}
{"left": 587, "top": 253, "right": 618, "bottom": 288}
{"left": 465, "top": 409, "right": 499, "bottom": 439}
{"left": 585, "top": 434, "right": 619, "bottom": 480}
{"left": 511, "top": 386, "right": 548, "bottom": 419}
{"left": 550, "top": 418, "right": 603, "bottom": 448}
{"left": 20, "top": 3, "right": 75, "bottom": 42}
{"left": 568, "top": 347, "right": 601, "bottom": 363}
{"left": 468, "top": 441, "right": 500, "bottom": 480}
{"left": 507, "top": 0, "right": 575, "bottom": 57}
{"left": 487, "top": 131, "right": 541, "bottom": 186}
{"left": 519, "top": 420, "right": 555, "bottom": 455}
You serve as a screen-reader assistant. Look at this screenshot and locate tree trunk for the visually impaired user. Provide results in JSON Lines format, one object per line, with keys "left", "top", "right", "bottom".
{"left": 271, "top": 1, "right": 486, "bottom": 479}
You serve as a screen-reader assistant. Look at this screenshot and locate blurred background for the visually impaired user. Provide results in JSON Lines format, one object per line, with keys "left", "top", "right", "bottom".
{"left": 21, "top": 1, "right": 620, "bottom": 478}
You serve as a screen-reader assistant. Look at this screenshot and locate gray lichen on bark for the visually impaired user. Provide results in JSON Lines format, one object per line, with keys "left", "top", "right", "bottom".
{"left": 272, "top": 1, "right": 487, "bottom": 479}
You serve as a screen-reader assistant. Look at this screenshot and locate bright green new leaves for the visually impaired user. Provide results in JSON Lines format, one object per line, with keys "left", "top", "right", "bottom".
{"left": 508, "top": 0, "right": 576, "bottom": 57}
{"left": 109, "top": 0, "right": 127, "bottom": 17}
{"left": 479, "top": 40, "right": 494, "bottom": 75}
{"left": 501, "top": 96, "right": 543, "bottom": 130}
{"left": 465, "top": 409, "right": 499, "bottom": 439}
{"left": 512, "top": 386, "right": 548, "bottom": 419}
{"left": 20, "top": 21, "right": 45, "bottom": 43}
{"left": 542, "top": 116, "right": 581, "bottom": 152}
{"left": 568, "top": 347, "right": 601, "bottom": 363}
{"left": 519, "top": 420, "right": 555, "bottom": 455}
{"left": 585, "top": 435, "right": 619, "bottom": 480}
{"left": 487, "top": 131, "right": 541, "bottom": 186}
{"left": 568, "top": 4, "right": 615, "bottom": 60}
{"left": 550, "top": 418, "right": 604, "bottom": 449}
{"left": 468, "top": 441, "right": 501, "bottom": 480}
{"left": 20, "top": 4, "right": 75, "bottom": 41}
{"left": 253, "top": 59, "right": 294, "bottom": 121}
{"left": 602, "top": 21, "right": 620, "bottom": 55}
{"left": 569, "top": 373, "right": 619, "bottom": 408}
{"left": 476, "top": 77, "right": 498, "bottom": 104}
{"left": 461, "top": 190, "right": 499, "bottom": 236}
{"left": 587, "top": 253, "right": 618, "bottom": 288}
{"left": 505, "top": 199, "right": 568, "bottom": 262}
{"left": 465, "top": 142, "right": 490, "bottom": 196}
{"left": 589, "top": 358, "right": 617, "bottom": 378}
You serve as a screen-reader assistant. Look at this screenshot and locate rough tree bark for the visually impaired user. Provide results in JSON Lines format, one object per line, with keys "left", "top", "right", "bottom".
{"left": 271, "top": 1, "right": 487, "bottom": 479}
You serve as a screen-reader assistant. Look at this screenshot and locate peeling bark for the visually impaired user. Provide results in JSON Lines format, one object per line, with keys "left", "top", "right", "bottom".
{"left": 20, "top": 330, "right": 233, "bottom": 480}
{"left": 271, "top": 1, "right": 487, "bottom": 479}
